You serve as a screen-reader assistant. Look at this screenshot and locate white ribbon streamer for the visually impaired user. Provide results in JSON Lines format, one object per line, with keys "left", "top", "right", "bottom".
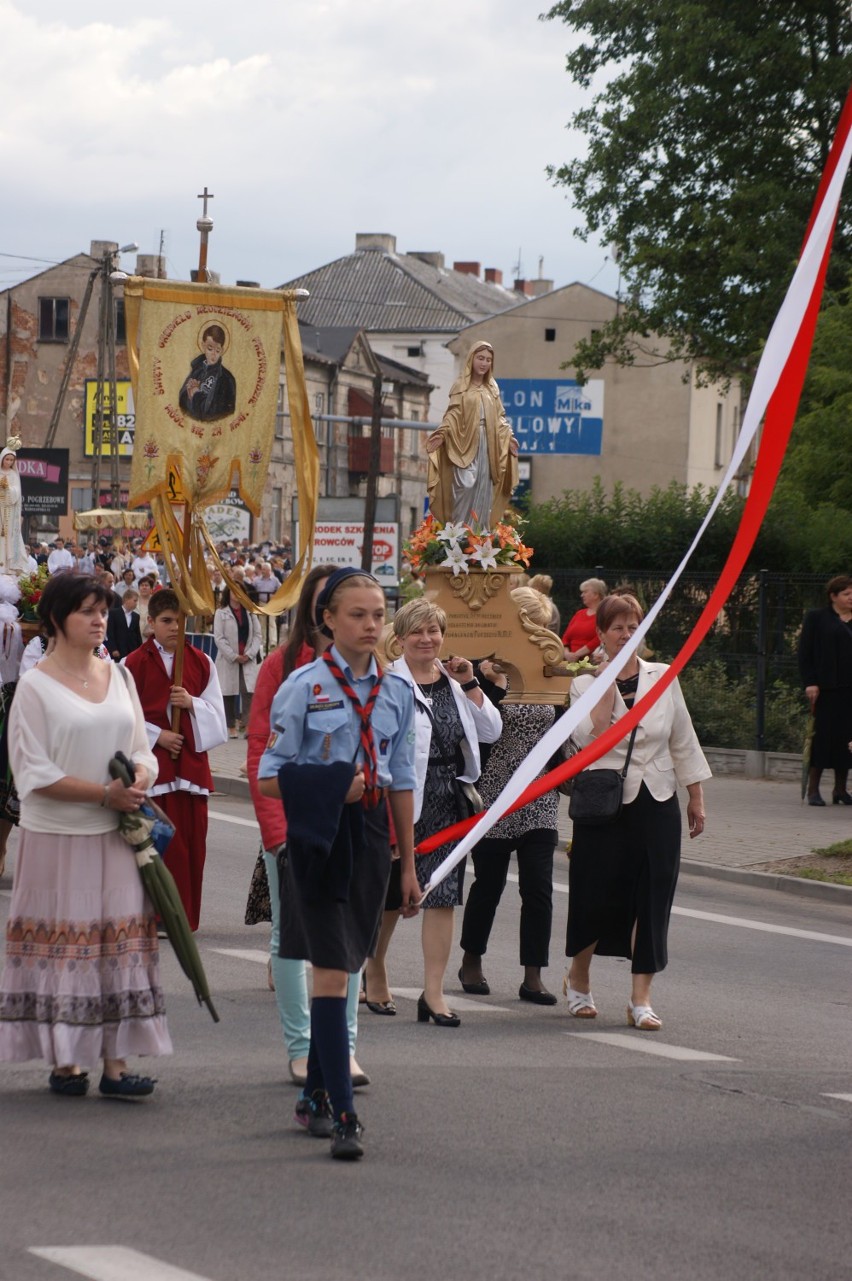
{"left": 423, "top": 122, "right": 852, "bottom": 895}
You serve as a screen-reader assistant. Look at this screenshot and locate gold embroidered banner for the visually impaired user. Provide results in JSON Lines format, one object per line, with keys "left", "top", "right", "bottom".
{"left": 123, "top": 278, "right": 319, "bottom": 616}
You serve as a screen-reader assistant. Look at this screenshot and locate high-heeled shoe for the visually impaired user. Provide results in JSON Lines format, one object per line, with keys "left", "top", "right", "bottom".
{"left": 832, "top": 791, "right": 852, "bottom": 805}
{"left": 807, "top": 793, "right": 826, "bottom": 806}
{"left": 362, "top": 970, "right": 396, "bottom": 1015}
{"left": 417, "top": 993, "right": 460, "bottom": 1027}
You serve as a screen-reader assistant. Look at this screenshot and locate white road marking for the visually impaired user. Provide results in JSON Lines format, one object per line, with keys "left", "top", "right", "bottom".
{"left": 29, "top": 1245, "right": 214, "bottom": 1281}
{"left": 391, "top": 986, "right": 514, "bottom": 1013}
{"left": 207, "top": 809, "right": 259, "bottom": 829}
{"left": 567, "top": 1031, "right": 740, "bottom": 1061}
{"left": 822, "top": 1093, "right": 852, "bottom": 1104}
{"left": 510, "top": 874, "right": 852, "bottom": 948}
{"left": 210, "top": 947, "right": 271, "bottom": 966}
{"left": 208, "top": 812, "right": 852, "bottom": 949}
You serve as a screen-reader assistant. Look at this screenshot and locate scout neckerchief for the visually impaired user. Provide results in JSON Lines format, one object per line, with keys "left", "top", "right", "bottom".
{"left": 321, "top": 651, "right": 384, "bottom": 808}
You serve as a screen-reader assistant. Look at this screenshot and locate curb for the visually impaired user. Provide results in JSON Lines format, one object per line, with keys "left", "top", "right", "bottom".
{"left": 211, "top": 773, "right": 251, "bottom": 800}
{"left": 680, "top": 857, "right": 852, "bottom": 907}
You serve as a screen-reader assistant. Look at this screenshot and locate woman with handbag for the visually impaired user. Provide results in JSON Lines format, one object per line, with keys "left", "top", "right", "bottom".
{"left": 0, "top": 573, "right": 169, "bottom": 1096}
{"left": 386, "top": 599, "right": 502, "bottom": 1026}
{"left": 213, "top": 586, "right": 263, "bottom": 737}
{"left": 565, "top": 594, "right": 710, "bottom": 1031}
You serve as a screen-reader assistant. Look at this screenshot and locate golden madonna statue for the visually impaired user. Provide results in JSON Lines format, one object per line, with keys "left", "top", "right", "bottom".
{"left": 426, "top": 341, "right": 519, "bottom": 529}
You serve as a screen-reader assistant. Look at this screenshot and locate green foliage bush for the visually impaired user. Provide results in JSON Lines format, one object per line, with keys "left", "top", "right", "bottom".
{"left": 677, "top": 661, "right": 804, "bottom": 753}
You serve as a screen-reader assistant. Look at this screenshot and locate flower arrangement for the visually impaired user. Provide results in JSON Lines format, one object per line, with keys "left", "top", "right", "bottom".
{"left": 405, "top": 514, "right": 533, "bottom": 577}
{"left": 18, "top": 565, "right": 49, "bottom": 619}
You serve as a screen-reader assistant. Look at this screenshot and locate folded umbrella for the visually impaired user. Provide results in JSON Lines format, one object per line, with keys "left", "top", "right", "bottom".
{"left": 109, "top": 754, "right": 220, "bottom": 1022}
{"left": 801, "top": 712, "right": 815, "bottom": 804}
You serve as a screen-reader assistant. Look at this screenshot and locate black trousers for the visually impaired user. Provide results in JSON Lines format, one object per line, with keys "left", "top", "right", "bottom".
{"left": 460, "top": 828, "right": 557, "bottom": 968}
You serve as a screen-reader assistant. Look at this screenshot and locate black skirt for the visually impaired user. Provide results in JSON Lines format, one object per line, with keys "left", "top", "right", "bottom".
{"left": 812, "top": 686, "right": 852, "bottom": 770}
{"left": 279, "top": 800, "right": 391, "bottom": 971}
{"left": 566, "top": 783, "right": 681, "bottom": 974}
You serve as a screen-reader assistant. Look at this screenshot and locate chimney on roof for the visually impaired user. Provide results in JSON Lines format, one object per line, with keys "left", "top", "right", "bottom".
{"left": 484, "top": 267, "right": 503, "bottom": 286}
{"left": 356, "top": 233, "right": 397, "bottom": 254}
{"left": 409, "top": 251, "right": 445, "bottom": 269}
{"left": 528, "top": 278, "right": 554, "bottom": 297}
{"left": 453, "top": 261, "right": 481, "bottom": 278}
{"left": 514, "top": 279, "right": 534, "bottom": 296}
{"left": 90, "top": 240, "right": 119, "bottom": 260}
{"left": 135, "top": 253, "right": 167, "bottom": 279}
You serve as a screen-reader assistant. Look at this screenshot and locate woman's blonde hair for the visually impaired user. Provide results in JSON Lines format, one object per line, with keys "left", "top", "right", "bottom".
{"left": 510, "top": 586, "right": 552, "bottom": 627}
{"left": 580, "top": 577, "right": 607, "bottom": 599}
{"left": 391, "top": 597, "right": 447, "bottom": 642}
{"left": 528, "top": 573, "right": 553, "bottom": 596}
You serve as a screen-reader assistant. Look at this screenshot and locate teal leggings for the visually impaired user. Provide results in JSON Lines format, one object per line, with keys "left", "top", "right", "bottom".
{"left": 262, "top": 850, "right": 360, "bottom": 1060}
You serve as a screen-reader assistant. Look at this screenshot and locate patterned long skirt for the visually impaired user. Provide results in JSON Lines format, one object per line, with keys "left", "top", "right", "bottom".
{"left": 0, "top": 829, "right": 172, "bottom": 1068}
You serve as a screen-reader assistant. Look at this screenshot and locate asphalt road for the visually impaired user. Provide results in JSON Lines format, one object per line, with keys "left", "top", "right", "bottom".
{"left": 2, "top": 793, "right": 851, "bottom": 1281}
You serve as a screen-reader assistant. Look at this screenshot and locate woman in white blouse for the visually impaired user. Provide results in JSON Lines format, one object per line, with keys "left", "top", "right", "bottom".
{"left": 0, "top": 573, "right": 171, "bottom": 1097}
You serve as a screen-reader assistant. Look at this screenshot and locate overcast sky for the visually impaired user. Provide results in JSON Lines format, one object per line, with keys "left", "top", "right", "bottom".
{"left": 0, "top": 0, "right": 620, "bottom": 298}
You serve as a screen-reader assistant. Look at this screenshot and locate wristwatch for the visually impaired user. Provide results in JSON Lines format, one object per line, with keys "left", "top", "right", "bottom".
{"left": 460, "top": 678, "right": 479, "bottom": 692}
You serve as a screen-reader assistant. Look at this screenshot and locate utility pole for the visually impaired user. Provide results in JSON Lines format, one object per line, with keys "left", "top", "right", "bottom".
{"left": 360, "top": 371, "right": 384, "bottom": 573}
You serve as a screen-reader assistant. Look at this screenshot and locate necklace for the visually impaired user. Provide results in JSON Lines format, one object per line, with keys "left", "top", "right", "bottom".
{"left": 49, "top": 656, "right": 96, "bottom": 689}
{"left": 414, "top": 664, "right": 439, "bottom": 706}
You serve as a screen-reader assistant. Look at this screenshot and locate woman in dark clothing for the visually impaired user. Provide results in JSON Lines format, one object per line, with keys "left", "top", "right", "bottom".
{"left": 798, "top": 574, "right": 852, "bottom": 805}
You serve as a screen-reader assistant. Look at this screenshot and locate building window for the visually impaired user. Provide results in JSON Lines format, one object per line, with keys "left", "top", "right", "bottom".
{"left": 714, "top": 403, "right": 724, "bottom": 468}
{"left": 115, "top": 299, "right": 126, "bottom": 345}
{"left": 71, "top": 486, "right": 93, "bottom": 511}
{"left": 276, "top": 383, "right": 287, "bottom": 439}
{"left": 270, "top": 487, "right": 283, "bottom": 543}
{"left": 544, "top": 328, "right": 556, "bottom": 342}
{"left": 39, "top": 297, "right": 70, "bottom": 342}
{"left": 407, "top": 344, "right": 423, "bottom": 358}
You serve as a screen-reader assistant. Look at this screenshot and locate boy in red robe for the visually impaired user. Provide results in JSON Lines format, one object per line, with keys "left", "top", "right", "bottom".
{"left": 124, "top": 590, "right": 228, "bottom": 930}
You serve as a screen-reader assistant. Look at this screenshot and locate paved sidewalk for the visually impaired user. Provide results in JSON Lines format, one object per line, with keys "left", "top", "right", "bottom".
{"left": 210, "top": 738, "right": 852, "bottom": 905}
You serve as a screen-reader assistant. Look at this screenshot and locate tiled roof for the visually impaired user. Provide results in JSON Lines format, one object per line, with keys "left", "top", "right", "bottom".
{"left": 283, "top": 248, "right": 517, "bottom": 333}
{"left": 297, "top": 323, "right": 430, "bottom": 386}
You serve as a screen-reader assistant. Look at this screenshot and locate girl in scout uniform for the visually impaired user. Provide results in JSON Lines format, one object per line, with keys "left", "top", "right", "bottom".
{"left": 258, "top": 568, "right": 419, "bottom": 1161}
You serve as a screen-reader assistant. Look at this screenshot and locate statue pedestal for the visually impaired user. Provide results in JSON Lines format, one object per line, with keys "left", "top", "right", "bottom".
{"left": 422, "top": 566, "right": 575, "bottom": 705}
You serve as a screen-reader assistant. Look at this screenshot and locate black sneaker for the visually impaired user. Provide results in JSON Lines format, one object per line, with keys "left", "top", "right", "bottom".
{"left": 330, "top": 1111, "right": 364, "bottom": 1160}
{"left": 294, "top": 1089, "right": 334, "bottom": 1138}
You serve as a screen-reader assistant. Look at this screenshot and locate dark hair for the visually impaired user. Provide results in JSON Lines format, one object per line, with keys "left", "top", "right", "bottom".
{"left": 137, "top": 574, "right": 156, "bottom": 588}
{"left": 315, "top": 568, "right": 382, "bottom": 638}
{"left": 202, "top": 324, "right": 226, "bottom": 347}
{"left": 282, "top": 564, "right": 337, "bottom": 678}
{"left": 595, "top": 593, "right": 644, "bottom": 634}
{"left": 826, "top": 574, "right": 852, "bottom": 601}
{"left": 38, "top": 574, "right": 113, "bottom": 638}
{"left": 148, "top": 588, "right": 180, "bottom": 620}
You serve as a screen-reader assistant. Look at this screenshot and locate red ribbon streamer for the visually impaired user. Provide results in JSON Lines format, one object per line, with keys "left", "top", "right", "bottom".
{"left": 415, "top": 87, "right": 852, "bottom": 858}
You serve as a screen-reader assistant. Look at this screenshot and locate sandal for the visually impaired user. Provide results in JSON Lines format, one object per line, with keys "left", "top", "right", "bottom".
{"left": 563, "top": 980, "right": 597, "bottom": 1019}
{"left": 627, "top": 1000, "right": 662, "bottom": 1031}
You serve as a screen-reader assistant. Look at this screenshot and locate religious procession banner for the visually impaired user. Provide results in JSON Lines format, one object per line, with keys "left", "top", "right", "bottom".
{"left": 123, "top": 278, "right": 318, "bottom": 615}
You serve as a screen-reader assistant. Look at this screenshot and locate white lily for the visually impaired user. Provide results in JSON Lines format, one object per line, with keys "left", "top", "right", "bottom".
{"left": 439, "top": 543, "right": 470, "bottom": 576}
{"left": 468, "top": 538, "right": 499, "bottom": 570}
{"left": 436, "top": 521, "right": 469, "bottom": 544}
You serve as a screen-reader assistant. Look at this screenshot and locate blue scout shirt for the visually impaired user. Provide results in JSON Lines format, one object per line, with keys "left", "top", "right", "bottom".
{"left": 259, "top": 645, "right": 416, "bottom": 792}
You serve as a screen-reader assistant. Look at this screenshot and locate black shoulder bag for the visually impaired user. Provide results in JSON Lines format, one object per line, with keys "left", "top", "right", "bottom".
{"left": 568, "top": 725, "right": 638, "bottom": 826}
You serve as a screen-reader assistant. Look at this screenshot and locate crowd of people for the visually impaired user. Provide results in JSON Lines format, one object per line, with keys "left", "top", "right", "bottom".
{"left": 0, "top": 516, "right": 848, "bottom": 1164}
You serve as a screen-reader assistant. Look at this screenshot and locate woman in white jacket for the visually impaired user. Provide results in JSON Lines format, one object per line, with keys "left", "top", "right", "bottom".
{"left": 566, "top": 594, "right": 710, "bottom": 1031}
{"left": 213, "top": 587, "right": 263, "bottom": 737}
{"left": 386, "top": 599, "right": 501, "bottom": 1026}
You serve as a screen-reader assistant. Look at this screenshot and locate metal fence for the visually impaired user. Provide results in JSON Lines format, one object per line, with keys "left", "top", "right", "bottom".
{"left": 544, "top": 568, "right": 828, "bottom": 752}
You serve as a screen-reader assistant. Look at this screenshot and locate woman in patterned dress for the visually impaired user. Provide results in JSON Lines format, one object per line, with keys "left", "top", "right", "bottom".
{"left": 387, "top": 599, "right": 502, "bottom": 1026}
{"left": 459, "top": 589, "right": 561, "bottom": 1005}
{"left": 0, "top": 573, "right": 169, "bottom": 1096}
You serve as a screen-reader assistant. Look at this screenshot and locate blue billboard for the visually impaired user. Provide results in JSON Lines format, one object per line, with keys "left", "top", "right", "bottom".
{"left": 498, "top": 378, "right": 604, "bottom": 455}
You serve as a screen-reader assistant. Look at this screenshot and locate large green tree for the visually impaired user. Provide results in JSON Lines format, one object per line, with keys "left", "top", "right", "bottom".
{"left": 543, "top": 1, "right": 852, "bottom": 383}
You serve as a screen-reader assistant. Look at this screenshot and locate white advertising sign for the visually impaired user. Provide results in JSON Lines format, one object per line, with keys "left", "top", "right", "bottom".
{"left": 311, "top": 521, "right": 399, "bottom": 585}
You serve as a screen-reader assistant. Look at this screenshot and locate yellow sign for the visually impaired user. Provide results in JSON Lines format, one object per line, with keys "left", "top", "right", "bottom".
{"left": 83, "top": 380, "right": 135, "bottom": 457}
{"left": 166, "top": 465, "right": 185, "bottom": 504}
{"left": 140, "top": 527, "right": 161, "bottom": 553}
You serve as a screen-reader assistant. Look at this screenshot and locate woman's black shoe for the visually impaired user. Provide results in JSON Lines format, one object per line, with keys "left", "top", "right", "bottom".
{"left": 98, "top": 1072, "right": 156, "bottom": 1097}
{"left": 417, "top": 993, "right": 461, "bottom": 1027}
{"left": 519, "top": 983, "right": 558, "bottom": 1006}
{"left": 832, "top": 792, "right": 852, "bottom": 805}
{"left": 458, "top": 966, "right": 489, "bottom": 996}
{"left": 365, "top": 996, "right": 396, "bottom": 1016}
{"left": 807, "top": 793, "right": 826, "bottom": 806}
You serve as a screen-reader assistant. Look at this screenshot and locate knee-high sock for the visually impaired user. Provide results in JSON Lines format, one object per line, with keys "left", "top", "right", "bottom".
{"left": 308, "top": 995, "right": 353, "bottom": 1119}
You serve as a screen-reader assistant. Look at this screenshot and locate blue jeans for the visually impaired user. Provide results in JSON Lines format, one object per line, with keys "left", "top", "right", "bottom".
{"left": 262, "top": 850, "right": 360, "bottom": 1059}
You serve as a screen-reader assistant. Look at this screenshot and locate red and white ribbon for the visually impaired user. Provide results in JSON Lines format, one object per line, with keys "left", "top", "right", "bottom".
{"left": 421, "top": 88, "right": 852, "bottom": 892}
